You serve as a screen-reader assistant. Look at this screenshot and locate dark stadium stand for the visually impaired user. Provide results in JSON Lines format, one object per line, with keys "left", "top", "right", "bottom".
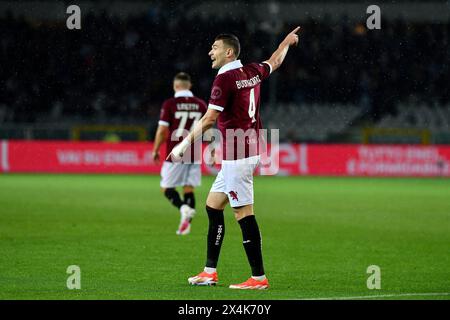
{"left": 0, "top": 2, "right": 449, "bottom": 142}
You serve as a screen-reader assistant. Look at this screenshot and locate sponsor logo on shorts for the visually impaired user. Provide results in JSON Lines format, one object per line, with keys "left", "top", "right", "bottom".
{"left": 229, "top": 191, "right": 239, "bottom": 201}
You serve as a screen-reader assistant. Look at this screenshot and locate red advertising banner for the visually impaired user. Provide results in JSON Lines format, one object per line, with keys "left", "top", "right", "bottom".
{"left": 268, "top": 144, "right": 450, "bottom": 177}
{"left": 3, "top": 141, "right": 161, "bottom": 174}
{"left": 1, "top": 140, "right": 449, "bottom": 177}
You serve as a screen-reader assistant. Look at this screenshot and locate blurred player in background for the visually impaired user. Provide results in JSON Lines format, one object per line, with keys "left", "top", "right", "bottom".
{"left": 169, "top": 27, "right": 300, "bottom": 288}
{"left": 152, "top": 72, "right": 207, "bottom": 235}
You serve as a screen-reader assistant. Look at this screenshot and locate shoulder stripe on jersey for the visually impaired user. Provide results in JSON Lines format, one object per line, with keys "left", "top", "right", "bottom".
{"left": 208, "top": 104, "right": 224, "bottom": 112}
{"left": 262, "top": 61, "right": 273, "bottom": 74}
{"left": 158, "top": 120, "right": 169, "bottom": 127}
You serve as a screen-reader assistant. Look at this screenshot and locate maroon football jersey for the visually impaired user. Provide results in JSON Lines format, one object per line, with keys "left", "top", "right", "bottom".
{"left": 159, "top": 91, "right": 207, "bottom": 162}
{"left": 208, "top": 61, "right": 271, "bottom": 160}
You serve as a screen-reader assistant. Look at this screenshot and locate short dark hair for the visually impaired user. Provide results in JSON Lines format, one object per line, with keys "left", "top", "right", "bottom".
{"left": 215, "top": 33, "right": 240, "bottom": 58}
{"left": 174, "top": 72, "right": 191, "bottom": 82}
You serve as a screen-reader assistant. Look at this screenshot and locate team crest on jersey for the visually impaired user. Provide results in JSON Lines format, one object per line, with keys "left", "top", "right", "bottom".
{"left": 211, "top": 86, "right": 222, "bottom": 99}
{"left": 229, "top": 191, "right": 239, "bottom": 201}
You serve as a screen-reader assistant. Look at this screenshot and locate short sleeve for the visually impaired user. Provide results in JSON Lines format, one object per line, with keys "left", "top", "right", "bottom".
{"left": 253, "top": 62, "right": 272, "bottom": 80}
{"left": 158, "top": 100, "right": 171, "bottom": 126}
{"left": 208, "top": 74, "right": 232, "bottom": 112}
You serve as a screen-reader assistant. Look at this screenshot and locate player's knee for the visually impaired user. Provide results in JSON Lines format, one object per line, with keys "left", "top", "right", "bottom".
{"left": 206, "top": 200, "right": 225, "bottom": 211}
{"left": 232, "top": 206, "right": 254, "bottom": 221}
{"left": 206, "top": 193, "right": 228, "bottom": 210}
{"left": 161, "top": 187, "right": 167, "bottom": 193}
{"left": 183, "top": 186, "right": 194, "bottom": 193}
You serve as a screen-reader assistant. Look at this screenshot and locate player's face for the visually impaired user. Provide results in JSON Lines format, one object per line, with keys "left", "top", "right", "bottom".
{"left": 208, "top": 40, "right": 228, "bottom": 69}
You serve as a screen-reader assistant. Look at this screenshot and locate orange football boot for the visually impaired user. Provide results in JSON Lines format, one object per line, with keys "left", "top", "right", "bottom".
{"left": 229, "top": 277, "right": 269, "bottom": 290}
{"left": 188, "top": 271, "right": 218, "bottom": 286}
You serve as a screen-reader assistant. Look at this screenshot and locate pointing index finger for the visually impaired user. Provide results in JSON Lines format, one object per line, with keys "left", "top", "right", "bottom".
{"left": 291, "top": 26, "right": 301, "bottom": 34}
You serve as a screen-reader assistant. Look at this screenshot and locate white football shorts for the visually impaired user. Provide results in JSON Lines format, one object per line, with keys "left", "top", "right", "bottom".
{"left": 160, "top": 161, "right": 201, "bottom": 188}
{"left": 210, "top": 155, "right": 260, "bottom": 207}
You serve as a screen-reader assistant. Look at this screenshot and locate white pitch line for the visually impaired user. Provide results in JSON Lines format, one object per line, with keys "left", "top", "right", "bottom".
{"left": 295, "top": 292, "right": 450, "bottom": 300}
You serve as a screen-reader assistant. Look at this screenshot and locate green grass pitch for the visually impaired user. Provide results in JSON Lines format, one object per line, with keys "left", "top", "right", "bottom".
{"left": 0, "top": 174, "right": 449, "bottom": 300}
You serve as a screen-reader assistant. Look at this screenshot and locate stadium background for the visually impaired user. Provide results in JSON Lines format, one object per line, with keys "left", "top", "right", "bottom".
{"left": 0, "top": 0, "right": 449, "bottom": 300}
{"left": 1, "top": 0, "right": 450, "bottom": 176}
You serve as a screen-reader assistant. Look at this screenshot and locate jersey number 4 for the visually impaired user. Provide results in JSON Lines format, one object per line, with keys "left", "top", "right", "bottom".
{"left": 174, "top": 111, "right": 202, "bottom": 137}
{"left": 248, "top": 88, "right": 256, "bottom": 123}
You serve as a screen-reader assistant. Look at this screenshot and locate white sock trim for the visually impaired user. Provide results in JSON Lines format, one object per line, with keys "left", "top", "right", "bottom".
{"left": 251, "top": 275, "right": 266, "bottom": 281}
{"left": 204, "top": 267, "right": 217, "bottom": 274}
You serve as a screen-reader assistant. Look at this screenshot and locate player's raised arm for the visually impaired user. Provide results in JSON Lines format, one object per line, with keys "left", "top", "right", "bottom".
{"left": 167, "top": 108, "right": 220, "bottom": 161}
{"left": 264, "top": 26, "right": 300, "bottom": 73}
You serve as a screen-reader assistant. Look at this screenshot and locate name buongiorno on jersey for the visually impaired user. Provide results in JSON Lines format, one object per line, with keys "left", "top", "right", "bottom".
{"left": 235, "top": 75, "right": 261, "bottom": 89}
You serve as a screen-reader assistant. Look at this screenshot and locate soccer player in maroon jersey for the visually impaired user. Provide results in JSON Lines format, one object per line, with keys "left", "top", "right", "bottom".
{"left": 169, "top": 27, "right": 300, "bottom": 289}
{"left": 152, "top": 72, "right": 207, "bottom": 235}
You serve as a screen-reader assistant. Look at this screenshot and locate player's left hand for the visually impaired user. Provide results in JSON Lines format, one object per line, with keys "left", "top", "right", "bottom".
{"left": 152, "top": 151, "right": 160, "bottom": 164}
